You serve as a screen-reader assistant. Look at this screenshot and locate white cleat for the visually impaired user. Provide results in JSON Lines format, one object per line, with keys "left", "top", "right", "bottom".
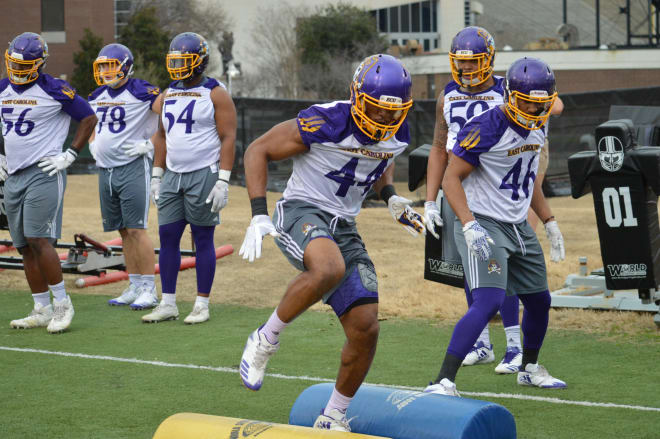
{"left": 517, "top": 363, "right": 567, "bottom": 389}
{"left": 313, "top": 408, "right": 352, "bottom": 432}
{"left": 142, "top": 302, "right": 179, "bottom": 323}
{"left": 10, "top": 302, "right": 53, "bottom": 329}
{"left": 462, "top": 341, "right": 495, "bottom": 366}
{"left": 47, "top": 296, "right": 75, "bottom": 334}
{"left": 239, "top": 328, "right": 279, "bottom": 391}
{"left": 495, "top": 347, "right": 523, "bottom": 374}
{"left": 108, "top": 284, "right": 139, "bottom": 306}
{"left": 130, "top": 285, "right": 159, "bottom": 310}
{"left": 184, "top": 304, "right": 209, "bottom": 325}
{"left": 423, "top": 378, "right": 461, "bottom": 397}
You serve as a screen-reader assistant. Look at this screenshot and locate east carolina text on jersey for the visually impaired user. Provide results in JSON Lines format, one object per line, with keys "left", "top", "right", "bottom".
{"left": 162, "top": 77, "right": 226, "bottom": 173}
{"left": 443, "top": 76, "right": 505, "bottom": 152}
{"left": 286, "top": 101, "right": 410, "bottom": 219}
{"left": 452, "top": 106, "right": 546, "bottom": 223}
{"left": 0, "top": 74, "right": 94, "bottom": 174}
{"left": 88, "top": 78, "right": 160, "bottom": 168}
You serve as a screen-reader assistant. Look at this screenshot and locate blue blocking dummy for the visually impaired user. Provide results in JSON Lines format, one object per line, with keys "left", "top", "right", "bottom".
{"left": 289, "top": 383, "right": 516, "bottom": 439}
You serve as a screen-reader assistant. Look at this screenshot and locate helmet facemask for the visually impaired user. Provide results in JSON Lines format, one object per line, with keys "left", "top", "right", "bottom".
{"left": 505, "top": 89, "right": 556, "bottom": 130}
{"left": 350, "top": 84, "right": 412, "bottom": 141}
{"left": 449, "top": 50, "right": 493, "bottom": 87}
{"left": 166, "top": 52, "right": 202, "bottom": 80}
{"left": 93, "top": 56, "right": 132, "bottom": 87}
{"left": 4, "top": 50, "right": 45, "bottom": 85}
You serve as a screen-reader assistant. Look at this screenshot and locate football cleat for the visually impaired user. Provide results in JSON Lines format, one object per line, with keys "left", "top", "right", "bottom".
{"left": 10, "top": 302, "right": 53, "bottom": 329}
{"left": 108, "top": 284, "right": 139, "bottom": 306}
{"left": 517, "top": 363, "right": 566, "bottom": 389}
{"left": 141, "top": 302, "right": 179, "bottom": 323}
{"left": 130, "top": 285, "right": 159, "bottom": 310}
{"left": 462, "top": 341, "right": 495, "bottom": 366}
{"left": 184, "top": 303, "right": 209, "bottom": 325}
{"left": 239, "top": 328, "right": 279, "bottom": 391}
{"left": 495, "top": 346, "right": 523, "bottom": 374}
{"left": 313, "top": 409, "right": 352, "bottom": 432}
{"left": 47, "top": 296, "right": 74, "bottom": 333}
{"left": 423, "top": 379, "right": 461, "bottom": 397}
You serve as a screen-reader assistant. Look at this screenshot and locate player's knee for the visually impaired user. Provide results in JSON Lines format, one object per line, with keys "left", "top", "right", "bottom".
{"left": 311, "top": 258, "right": 345, "bottom": 290}
{"left": 25, "top": 237, "right": 52, "bottom": 255}
{"left": 124, "top": 228, "right": 145, "bottom": 241}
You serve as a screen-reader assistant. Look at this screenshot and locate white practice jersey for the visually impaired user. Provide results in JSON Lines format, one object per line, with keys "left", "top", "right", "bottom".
{"left": 0, "top": 74, "right": 94, "bottom": 174}
{"left": 285, "top": 101, "right": 410, "bottom": 219}
{"left": 162, "top": 77, "right": 225, "bottom": 173}
{"left": 452, "top": 106, "right": 546, "bottom": 223}
{"left": 443, "top": 76, "right": 505, "bottom": 152}
{"left": 88, "top": 78, "right": 160, "bottom": 168}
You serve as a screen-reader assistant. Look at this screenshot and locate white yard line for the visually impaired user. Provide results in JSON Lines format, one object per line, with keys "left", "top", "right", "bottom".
{"left": 2, "top": 346, "right": 659, "bottom": 413}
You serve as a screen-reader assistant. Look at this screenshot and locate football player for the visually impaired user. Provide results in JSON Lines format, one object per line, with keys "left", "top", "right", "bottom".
{"left": 424, "top": 27, "right": 524, "bottom": 374}
{"left": 1, "top": 32, "right": 97, "bottom": 333}
{"left": 144, "top": 32, "right": 236, "bottom": 325}
{"left": 88, "top": 43, "right": 160, "bottom": 310}
{"left": 425, "top": 57, "right": 566, "bottom": 396}
{"left": 237, "top": 54, "right": 424, "bottom": 432}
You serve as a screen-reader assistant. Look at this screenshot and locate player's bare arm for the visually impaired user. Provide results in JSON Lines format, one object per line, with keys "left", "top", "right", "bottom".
{"left": 243, "top": 118, "right": 308, "bottom": 200}
{"left": 372, "top": 162, "right": 395, "bottom": 195}
{"left": 211, "top": 85, "right": 237, "bottom": 174}
{"left": 427, "top": 91, "right": 449, "bottom": 201}
{"left": 442, "top": 154, "right": 475, "bottom": 226}
{"left": 150, "top": 91, "right": 167, "bottom": 169}
{"left": 529, "top": 172, "right": 553, "bottom": 223}
{"left": 71, "top": 114, "right": 98, "bottom": 153}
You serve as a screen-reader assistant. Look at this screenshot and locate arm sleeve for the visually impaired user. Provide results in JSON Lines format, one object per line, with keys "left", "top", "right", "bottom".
{"left": 43, "top": 78, "right": 95, "bottom": 122}
{"left": 296, "top": 103, "right": 350, "bottom": 149}
{"left": 128, "top": 79, "right": 161, "bottom": 104}
{"left": 452, "top": 115, "right": 501, "bottom": 167}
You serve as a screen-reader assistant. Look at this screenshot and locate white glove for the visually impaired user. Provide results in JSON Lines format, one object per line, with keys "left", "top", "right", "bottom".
{"left": 0, "top": 154, "right": 8, "bottom": 182}
{"left": 38, "top": 148, "right": 77, "bottom": 176}
{"left": 150, "top": 167, "right": 164, "bottom": 205}
{"left": 544, "top": 220, "right": 565, "bottom": 262}
{"left": 388, "top": 195, "right": 426, "bottom": 236}
{"left": 120, "top": 139, "right": 154, "bottom": 157}
{"left": 205, "top": 179, "right": 229, "bottom": 212}
{"left": 463, "top": 220, "right": 495, "bottom": 262}
{"left": 424, "top": 201, "right": 443, "bottom": 239}
{"left": 239, "top": 215, "right": 280, "bottom": 263}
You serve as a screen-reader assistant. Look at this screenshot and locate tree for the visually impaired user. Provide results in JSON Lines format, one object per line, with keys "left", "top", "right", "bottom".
{"left": 118, "top": 6, "right": 171, "bottom": 88}
{"left": 295, "top": 3, "right": 389, "bottom": 99}
{"left": 70, "top": 28, "right": 104, "bottom": 98}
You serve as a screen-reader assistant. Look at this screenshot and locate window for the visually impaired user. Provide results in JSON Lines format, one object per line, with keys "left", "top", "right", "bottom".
{"left": 42, "top": 0, "right": 65, "bottom": 32}
{"left": 422, "top": 1, "right": 431, "bottom": 32}
{"left": 389, "top": 6, "right": 399, "bottom": 33}
{"left": 378, "top": 8, "right": 388, "bottom": 32}
{"left": 391, "top": 39, "right": 399, "bottom": 46}
{"left": 423, "top": 39, "right": 430, "bottom": 52}
{"left": 411, "top": 3, "right": 420, "bottom": 32}
{"left": 400, "top": 4, "right": 410, "bottom": 32}
{"left": 432, "top": 0, "right": 437, "bottom": 32}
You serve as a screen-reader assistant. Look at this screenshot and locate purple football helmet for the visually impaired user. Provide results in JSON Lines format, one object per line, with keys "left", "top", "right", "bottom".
{"left": 166, "top": 32, "right": 209, "bottom": 80}
{"left": 449, "top": 26, "right": 495, "bottom": 87}
{"left": 350, "top": 54, "right": 413, "bottom": 141}
{"left": 4, "top": 32, "right": 49, "bottom": 85}
{"left": 505, "top": 57, "right": 557, "bottom": 130}
{"left": 93, "top": 43, "right": 134, "bottom": 87}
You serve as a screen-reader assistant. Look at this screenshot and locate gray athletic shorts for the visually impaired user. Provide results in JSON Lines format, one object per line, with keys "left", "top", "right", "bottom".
{"left": 440, "top": 192, "right": 462, "bottom": 264}
{"left": 157, "top": 165, "right": 220, "bottom": 227}
{"left": 272, "top": 198, "right": 378, "bottom": 317}
{"left": 98, "top": 156, "right": 151, "bottom": 232}
{"left": 4, "top": 163, "right": 66, "bottom": 249}
{"left": 454, "top": 213, "right": 548, "bottom": 295}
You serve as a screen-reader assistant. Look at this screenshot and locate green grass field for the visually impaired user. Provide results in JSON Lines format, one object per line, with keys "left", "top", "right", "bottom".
{"left": 1, "top": 290, "right": 658, "bottom": 439}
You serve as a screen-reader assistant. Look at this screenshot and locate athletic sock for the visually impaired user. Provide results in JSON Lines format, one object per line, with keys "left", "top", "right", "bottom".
{"left": 128, "top": 273, "right": 140, "bottom": 287}
{"left": 435, "top": 353, "right": 463, "bottom": 383}
{"left": 32, "top": 291, "right": 50, "bottom": 308}
{"left": 324, "top": 387, "right": 352, "bottom": 416}
{"left": 141, "top": 274, "right": 155, "bottom": 289}
{"left": 194, "top": 295, "right": 209, "bottom": 307}
{"left": 49, "top": 281, "right": 67, "bottom": 302}
{"left": 162, "top": 292, "right": 176, "bottom": 306}
{"left": 476, "top": 325, "right": 491, "bottom": 346}
{"left": 504, "top": 325, "right": 522, "bottom": 349}
{"left": 259, "top": 309, "right": 289, "bottom": 345}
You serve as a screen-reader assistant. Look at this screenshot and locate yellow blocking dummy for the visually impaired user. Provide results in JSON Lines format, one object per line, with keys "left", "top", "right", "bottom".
{"left": 153, "top": 413, "right": 390, "bottom": 439}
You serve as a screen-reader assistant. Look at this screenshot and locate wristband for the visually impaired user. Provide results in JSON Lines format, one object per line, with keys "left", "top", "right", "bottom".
{"left": 543, "top": 215, "right": 555, "bottom": 224}
{"left": 152, "top": 167, "right": 164, "bottom": 178}
{"left": 66, "top": 148, "right": 79, "bottom": 158}
{"left": 380, "top": 184, "right": 397, "bottom": 204}
{"left": 218, "top": 169, "right": 231, "bottom": 182}
{"left": 250, "top": 197, "right": 268, "bottom": 217}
